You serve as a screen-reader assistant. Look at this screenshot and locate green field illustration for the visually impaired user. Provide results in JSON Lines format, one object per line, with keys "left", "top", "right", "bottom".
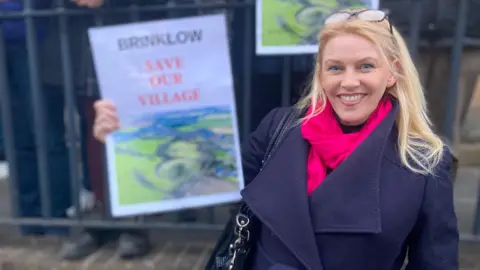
{"left": 112, "top": 106, "right": 240, "bottom": 206}
{"left": 261, "top": 0, "right": 372, "bottom": 46}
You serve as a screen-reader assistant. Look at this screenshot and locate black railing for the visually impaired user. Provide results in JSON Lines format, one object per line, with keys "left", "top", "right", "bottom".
{"left": 0, "top": 0, "right": 478, "bottom": 238}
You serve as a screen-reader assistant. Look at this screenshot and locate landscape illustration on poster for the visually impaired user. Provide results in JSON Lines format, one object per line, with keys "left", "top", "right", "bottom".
{"left": 256, "top": 0, "right": 379, "bottom": 55}
{"left": 113, "top": 106, "right": 239, "bottom": 205}
{"left": 88, "top": 14, "right": 243, "bottom": 217}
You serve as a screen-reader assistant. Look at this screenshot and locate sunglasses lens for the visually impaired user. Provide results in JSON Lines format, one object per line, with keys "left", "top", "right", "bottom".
{"left": 324, "top": 13, "right": 351, "bottom": 24}
{"left": 357, "top": 10, "right": 386, "bottom": 21}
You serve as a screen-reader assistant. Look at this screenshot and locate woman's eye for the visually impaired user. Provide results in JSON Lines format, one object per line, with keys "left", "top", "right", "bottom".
{"left": 327, "top": 65, "right": 342, "bottom": 72}
{"left": 360, "top": 63, "right": 374, "bottom": 71}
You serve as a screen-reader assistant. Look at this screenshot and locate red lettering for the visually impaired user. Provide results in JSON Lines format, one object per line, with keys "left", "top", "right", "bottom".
{"left": 137, "top": 88, "right": 200, "bottom": 106}
{"left": 162, "top": 92, "right": 169, "bottom": 103}
{"left": 145, "top": 60, "right": 154, "bottom": 72}
{"left": 138, "top": 95, "right": 146, "bottom": 105}
{"left": 144, "top": 57, "right": 183, "bottom": 72}
{"left": 171, "top": 92, "right": 182, "bottom": 103}
{"left": 149, "top": 72, "right": 183, "bottom": 87}
{"left": 164, "top": 57, "right": 183, "bottom": 69}
{"left": 173, "top": 73, "right": 182, "bottom": 84}
{"left": 183, "top": 88, "right": 199, "bottom": 101}
{"left": 150, "top": 94, "right": 161, "bottom": 104}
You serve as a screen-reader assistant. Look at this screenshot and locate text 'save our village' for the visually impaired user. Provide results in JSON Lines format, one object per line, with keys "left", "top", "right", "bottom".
{"left": 138, "top": 56, "right": 199, "bottom": 106}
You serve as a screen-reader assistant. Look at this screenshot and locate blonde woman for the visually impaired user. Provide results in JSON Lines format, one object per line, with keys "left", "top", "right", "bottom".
{"left": 94, "top": 8, "right": 459, "bottom": 270}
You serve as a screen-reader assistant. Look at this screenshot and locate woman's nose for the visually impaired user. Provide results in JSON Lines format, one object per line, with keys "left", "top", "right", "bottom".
{"left": 340, "top": 70, "right": 361, "bottom": 89}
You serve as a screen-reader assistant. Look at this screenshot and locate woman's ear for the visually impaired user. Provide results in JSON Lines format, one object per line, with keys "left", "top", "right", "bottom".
{"left": 387, "top": 74, "right": 397, "bottom": 88}
{"left": 387, "top": 59, "right": 401, "bottom": 87}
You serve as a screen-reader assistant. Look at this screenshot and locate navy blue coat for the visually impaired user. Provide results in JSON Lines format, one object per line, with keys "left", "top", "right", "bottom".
{"left": 240, "top": 103, "right": 459, "bottom": 270}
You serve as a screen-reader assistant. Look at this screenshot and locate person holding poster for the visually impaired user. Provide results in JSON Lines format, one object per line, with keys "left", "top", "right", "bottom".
{"left": 205, "top": 8, "right": 459, "bottom": 270}
{"left": 85, "top": 13, "right": 243, "bottom": 261}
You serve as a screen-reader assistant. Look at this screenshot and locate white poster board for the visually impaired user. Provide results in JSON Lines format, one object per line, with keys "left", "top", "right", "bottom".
{"left": 88, "top": 14, "right": 244, "bottom": 217}
{"left": 256, "top": 0, "right": 380, "bottom": 55}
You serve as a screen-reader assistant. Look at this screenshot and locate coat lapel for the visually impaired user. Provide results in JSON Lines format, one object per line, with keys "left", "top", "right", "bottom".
{"left": 309, "top": 103, "right": 399, "bottom": 233}
{"left": 241, "top": 124, "right": 323, "bottom": 270}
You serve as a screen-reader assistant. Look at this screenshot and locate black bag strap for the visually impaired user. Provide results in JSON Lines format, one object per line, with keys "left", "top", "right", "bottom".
{"left": 238, "top": 108, "right": 297, "bottom": 218}
{"left": 261, "top": 108, "right": 297, "bottom": 169}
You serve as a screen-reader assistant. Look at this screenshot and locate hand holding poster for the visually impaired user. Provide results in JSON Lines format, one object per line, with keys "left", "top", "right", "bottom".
{"left": 256, "top": 0, "right": 379, "bottom": 55}
{"left": 88, "top": 14, "right": 244, "bottom": 217}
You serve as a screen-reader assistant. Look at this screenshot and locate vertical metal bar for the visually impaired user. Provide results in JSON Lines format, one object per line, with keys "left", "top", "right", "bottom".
{"left": 443, "top": 0, "right": 468, "bottom": 142}
{"left": 57, "top": 0, "right": 81, "bottom": 221}
{"left": 0, "top": 28, "right": 20, "bottom": 217}
{"left": 90, "top": 0, "right": 109, "bottom": 219}
{"left": 198, "top": 0, "right": 211, "bottom": 225}
{"left": 94, "top": 9, "right": 105, "bottom": 27}
{"left": 129, "top": 0, "right": 140, "bottom": 22}
{"left": 281, "top": 57, "right": 291, "bottom": 106}
{"left": 87, "top": 14, "right": 103, "bottom": 97}
{"left": 166, "top": 0, "right": 175, "bottom": 19}
{"left": 24, "top": 0, "right": 51, "bottom": 217}
{"left": 102, "top": 154, "right": 112, "bottom": 219}
{"left": 195, "top": 0, "right": 205, "bottom": 15}
{"left": 407, "top": 0, "right": 423, "bottom": 62}
{"left": 242, "top": 3, "right": 253, "bottom": 141}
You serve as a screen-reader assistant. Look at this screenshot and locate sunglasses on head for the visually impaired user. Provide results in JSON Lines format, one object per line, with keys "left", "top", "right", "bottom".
{"left": 324, "top": 9, "right": 393, "bottom": 34}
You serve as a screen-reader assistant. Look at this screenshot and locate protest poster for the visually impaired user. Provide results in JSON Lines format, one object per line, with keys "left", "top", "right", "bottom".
{"left": 256, "top": 0, "right": 380, "bottom": 55}
{"left": 88, "top": 14, "right": 244, "bottom": 217}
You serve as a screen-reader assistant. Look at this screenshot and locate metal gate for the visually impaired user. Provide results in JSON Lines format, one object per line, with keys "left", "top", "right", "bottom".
{"left": 0, "top": 0, "right": 477, "bottom": 238}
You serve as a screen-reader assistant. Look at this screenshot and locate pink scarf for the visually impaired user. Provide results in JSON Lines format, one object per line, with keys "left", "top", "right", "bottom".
{"left": 301, "top": 98, "right": 392, "bottom": 195}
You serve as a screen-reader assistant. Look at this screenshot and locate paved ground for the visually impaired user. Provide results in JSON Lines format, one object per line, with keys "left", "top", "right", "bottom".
{"left": 0, "top": 229, "right": 217, "bottom": 270}
{"left": 0, "top": 232, "right": 479, "bottom": 270}
{"left": 0, "top": 165, "right": 478, "bottom": 269}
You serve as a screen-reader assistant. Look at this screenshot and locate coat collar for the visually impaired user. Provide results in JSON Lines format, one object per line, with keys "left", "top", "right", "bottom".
{"left": 309, "top": 101, "right": 398, "bottom": 234}
{"left": 241, "top": 101, "right": 400, "bottom": 270}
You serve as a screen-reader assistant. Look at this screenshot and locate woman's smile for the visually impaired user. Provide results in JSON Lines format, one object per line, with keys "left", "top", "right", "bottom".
{"left": 337, "top": 93, "right": 367, "bottom": 106}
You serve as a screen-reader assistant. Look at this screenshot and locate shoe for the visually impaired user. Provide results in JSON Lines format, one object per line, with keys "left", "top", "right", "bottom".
{"left": 117, "top": 232, "right": 151, "bottom": 259}
{"left": 60, "top": 230, "right": 109, "bottom": 261}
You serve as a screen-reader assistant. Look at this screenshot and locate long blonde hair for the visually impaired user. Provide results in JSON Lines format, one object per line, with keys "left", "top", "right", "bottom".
{"left": 296, "top": 9, "right": 444, "bottom": 175}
